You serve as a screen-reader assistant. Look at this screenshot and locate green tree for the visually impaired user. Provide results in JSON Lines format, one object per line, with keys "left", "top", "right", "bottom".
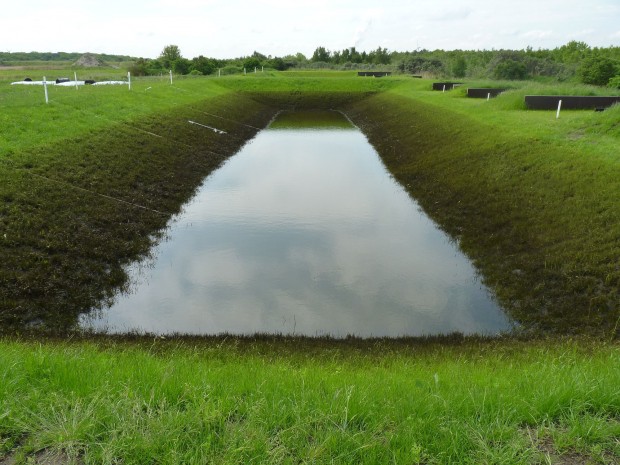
{"left": 452, "top": 56, "right": 467, "bottom": 78}
{"left": 557, "top": 40, "right": 590, "bottom": 64}
{"left": 578, "top": 55, "right": 619, "bottom": 86}
{"left": 311, "top": 46, "right": 331, "bottom": 62}
{"left": 268, "top": 57, "right": 287, "bottom": 71}
{"left": 191, "top": 56, "right": 216, "bottom": 75}
{"left": 493, "top": 59, "right": 528, "bottom": 80}
{"left": 172, "top": 57, "right": 191, "bottom": 75}
{"left": 159, "top": 45, "right": 182, "bottom": 69}
{"left": 243, "top": 57, "right": 261, "bottom": 71}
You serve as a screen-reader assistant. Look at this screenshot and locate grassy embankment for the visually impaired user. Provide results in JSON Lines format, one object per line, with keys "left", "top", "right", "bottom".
{"left": 343, "top": 80, "right": 620, "bottom": 336}
{"left": 1, "top": 71, "right": 619, "bottom": 463}
{"left": 214, "top": 74, "right": 620, "bottom": 336}
{"left": 0, "top": 76, "right": 280, "bottom": 330}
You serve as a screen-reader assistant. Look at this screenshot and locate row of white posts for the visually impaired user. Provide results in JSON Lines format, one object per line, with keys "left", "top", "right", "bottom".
{"left": 41, "top": 70, "right": 177, "bottom": 103}
{"left": 42, "top": 64, "right": 269, "bottom": 102}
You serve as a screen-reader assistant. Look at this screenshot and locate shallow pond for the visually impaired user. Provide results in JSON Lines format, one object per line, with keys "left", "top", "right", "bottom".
{"left": 82, "top": 111, "right": 512, "bottom": 337}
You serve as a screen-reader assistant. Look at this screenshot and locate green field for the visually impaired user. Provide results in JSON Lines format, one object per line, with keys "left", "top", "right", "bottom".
{"left": 0, "top": 69, "right": 619, "bottom": 463}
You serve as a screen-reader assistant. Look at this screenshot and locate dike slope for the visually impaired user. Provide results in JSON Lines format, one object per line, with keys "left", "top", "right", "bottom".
{"left": 345, "top": 89, "right": 619, "bottom": 336}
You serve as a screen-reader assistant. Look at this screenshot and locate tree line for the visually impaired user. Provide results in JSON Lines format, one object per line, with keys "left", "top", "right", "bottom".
{"left": 2, "top": 42, "right": 619, "bottom": 87}
{"left": 134, "top": 42, "right": 620, "bottom": 88}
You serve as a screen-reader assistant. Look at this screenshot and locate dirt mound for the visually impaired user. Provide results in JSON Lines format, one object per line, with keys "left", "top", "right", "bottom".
{"left": 73, "top": 53, "right": 106, "bottom": 67}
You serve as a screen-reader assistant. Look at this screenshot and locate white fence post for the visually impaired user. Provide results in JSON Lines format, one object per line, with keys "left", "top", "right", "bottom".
{"left": 556, "top": 99, "right": 562, "bottom": 119}
{"left": 43, "top": 76, "right": 49, "bottom": 104}
{"left": 74, "top": 71, "right": 78, "bottom": 90}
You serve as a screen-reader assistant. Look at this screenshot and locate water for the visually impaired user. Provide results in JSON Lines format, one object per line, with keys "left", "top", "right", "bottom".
{"left": 82, "top": 111, "right": 512, "bottom": 337}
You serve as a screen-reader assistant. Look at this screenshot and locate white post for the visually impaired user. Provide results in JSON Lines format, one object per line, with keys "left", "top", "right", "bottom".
{"left": 243, "top": 67, "right": 246, "bottom": 75}
{"left": 556, "top": 99, "right": 562, "bottom": 119}
{"left": 254, "top": 67, "right": 257, "bottom": 73}
{"left": 74, "top": 71, "right": 78, "bottom": 90}
{"left": 262, "top": 66, "right": 264, "bottom": 72}
{"left": 487, "top": 92, "right": 491, "bottom": 101}
{"left": 43, "top": 76, "right": 49, "bottom": 104}
{"left": 169, "top": 69, "right": 173, "bottom": 84}
{"left": 128, "top": 71, "right": 131, "bottom": 91}
{"left": 218, "top": 68, "right": 221, "bottom": 77}
{"left": 442, "top": 84, "right": 446, "bottom": 92}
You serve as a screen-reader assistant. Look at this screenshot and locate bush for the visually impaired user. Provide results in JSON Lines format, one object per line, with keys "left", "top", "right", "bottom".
{"left": 578, "top": 56, "right": 619, "bottom": 86}
{"left": 607, "top": 75, "right": 620, "bottom": 89}
{"left": 493, "top": 59, "right": 528, "bottom": 80}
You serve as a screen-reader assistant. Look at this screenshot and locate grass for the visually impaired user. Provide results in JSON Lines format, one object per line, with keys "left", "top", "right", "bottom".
{"left": 344, "top": 80, "right": 620, "bottom": 336}
{"left": 0, "top": 77, "right": 281, "bottom": 331}
{"left": 0, "top": 70, "right": 619, "bottom": 463}
{"left": 0, "top": 336, "right": 619, "bottom": 464}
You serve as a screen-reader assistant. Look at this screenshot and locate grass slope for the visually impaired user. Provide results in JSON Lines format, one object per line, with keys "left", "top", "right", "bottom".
{"left": 344, "top": 82, "right": 620, "bottom": 336}
{"left": 0, "top": 79, "right": 279, "bottom": 331}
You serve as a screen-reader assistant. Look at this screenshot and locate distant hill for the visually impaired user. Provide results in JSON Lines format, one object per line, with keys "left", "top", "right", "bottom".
{"left": 73, "top": 53, "right": 107, "bottom": 67}
{"left": 0, "top": 51, "right": 135, "bottom": 64}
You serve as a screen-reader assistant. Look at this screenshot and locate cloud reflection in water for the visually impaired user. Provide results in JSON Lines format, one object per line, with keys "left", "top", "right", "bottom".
{"left": 83, "top": 112, "right": 511, "bottom": 337}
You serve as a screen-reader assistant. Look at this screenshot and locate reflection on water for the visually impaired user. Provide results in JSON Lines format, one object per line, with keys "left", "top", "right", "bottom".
{"left": 82, "top": 111, "right": 512, "bottom": 337}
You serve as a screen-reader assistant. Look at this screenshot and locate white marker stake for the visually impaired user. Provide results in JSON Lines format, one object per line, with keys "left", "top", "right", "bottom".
{"left": 218, "top": 68, "right": 221, "bottom": 77}
{"left": 43, "top": 76, "right": 49, "bottom": 104}
{"left": 74, "top": 72, "right": 78, "bottom": 90}
{"left": 262, "top": 66, "right": 264, "bottom": 72}
{"left": 556, "top": 99, "right": 562, "bottom": 119}
{"left": 244, "top": 67, "right": 246, "bottom": 75}
{"left": 487, "top": 93, "right": 491, "bottom": 101}
{"left": 254, "top": 67, "right": 257, "bottom": 73}
{"left": 169, "top": 70, "right": 173, "bottom": 84}
{"left": 128, "top": 71, "right": 131, "bottom": 91}
{"left": 442, "top": 84, "right": 446, "bottom": 92}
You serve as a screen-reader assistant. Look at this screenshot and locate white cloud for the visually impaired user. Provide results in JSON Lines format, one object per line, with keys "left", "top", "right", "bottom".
{"left": 1, "top": 0, "right": 618, "bottom": 58}
{"left": 521, "top": 30, "right": 553, "bottom": 40}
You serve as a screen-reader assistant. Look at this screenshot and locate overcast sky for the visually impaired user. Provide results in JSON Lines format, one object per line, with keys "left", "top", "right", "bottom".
{"left": 2, "top": 0, "right": 619, "bottom": 59}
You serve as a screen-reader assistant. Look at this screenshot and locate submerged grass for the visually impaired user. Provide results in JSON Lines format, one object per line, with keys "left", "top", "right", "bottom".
{"left": 0, "top": 337, "right": 618, "bottom": 464}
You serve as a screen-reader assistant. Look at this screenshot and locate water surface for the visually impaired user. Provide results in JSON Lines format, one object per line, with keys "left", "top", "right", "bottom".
{"left": 82, "top": 111, "right": 512, "bottom": 337}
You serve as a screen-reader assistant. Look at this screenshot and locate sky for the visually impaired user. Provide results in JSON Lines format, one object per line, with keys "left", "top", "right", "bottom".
{"left": 2, "top": 0, "right": 619, "bottom": 59}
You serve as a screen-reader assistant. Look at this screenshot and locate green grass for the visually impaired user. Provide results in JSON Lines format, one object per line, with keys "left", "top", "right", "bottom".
{"left": 0, "top": 62, "right": 132, "bottom": 83}
{"left": 0, "top": 71, "right": 619, "bottom": 463}
{"left": 0, "top": 72, "right": 618, "bottom": 334}
{"left": 0, "top": 337, "right": 618, "bottom": 464}
{"left": 344, "top": 80, "right": 619, "bottom": 335}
